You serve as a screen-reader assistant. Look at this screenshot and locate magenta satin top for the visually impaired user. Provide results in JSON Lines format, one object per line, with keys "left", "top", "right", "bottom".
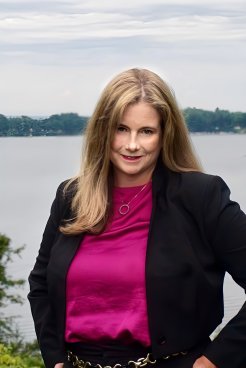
{"left": 65, "top": 182, "right": 152, "bottom": 346}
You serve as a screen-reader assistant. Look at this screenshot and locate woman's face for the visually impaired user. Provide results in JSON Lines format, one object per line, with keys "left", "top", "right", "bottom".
{"left": 110, "top": 101, "right": 162, "bottom": 187}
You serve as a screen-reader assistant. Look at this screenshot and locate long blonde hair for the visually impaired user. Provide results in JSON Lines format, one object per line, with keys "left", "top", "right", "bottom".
{"left": 60, "top": 68, "right": 202, "bottom": 235}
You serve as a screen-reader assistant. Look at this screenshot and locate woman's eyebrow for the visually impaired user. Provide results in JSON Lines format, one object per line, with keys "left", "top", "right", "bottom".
{"left": 117, "top": 123, "right": 128, "bottom": 127}
{"left": 118, "top": 123, "right": 158, "bottom": 129}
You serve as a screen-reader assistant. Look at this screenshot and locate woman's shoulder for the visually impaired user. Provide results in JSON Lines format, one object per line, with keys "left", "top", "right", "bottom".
{"left": 179, "top": 170, "right": 225, "bottom": 188}
{"left": 54, "top": 177, "right": 78, "bottom": 216}
{"left": 156, "top": 161, "right": 226, "bottom": 192}
{"left": 56, "top": 177, "right": 78, "bottom": 196}
{"left": 166, "top": 169, "right": 230, "bottom": 205}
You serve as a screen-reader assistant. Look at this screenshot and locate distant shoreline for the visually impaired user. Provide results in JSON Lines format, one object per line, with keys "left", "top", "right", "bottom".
{"left": 2, "top": 132, "right": 246, "bottom": 138}
{"left": 1, "top": 108, "right": 246, "bottom": 136}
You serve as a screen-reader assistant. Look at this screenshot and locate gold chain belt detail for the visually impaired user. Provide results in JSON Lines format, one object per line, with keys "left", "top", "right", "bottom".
{"left": 67, "top": 350, "right": 188, "bottom": 368}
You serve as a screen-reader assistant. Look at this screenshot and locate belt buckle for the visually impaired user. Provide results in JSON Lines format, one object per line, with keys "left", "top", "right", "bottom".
{"left": 68, "top": 351, "right": 85, "bottom": 368}
{"left": 128, "top": 353, "right": 156, "bottom": 368}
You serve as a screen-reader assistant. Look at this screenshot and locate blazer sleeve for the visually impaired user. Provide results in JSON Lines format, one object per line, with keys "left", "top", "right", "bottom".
{"left": 28, "top": 181, "right": 68, "bottom": 368}
{"left": 202, "top": 176, "right": 246, "bottom": 368}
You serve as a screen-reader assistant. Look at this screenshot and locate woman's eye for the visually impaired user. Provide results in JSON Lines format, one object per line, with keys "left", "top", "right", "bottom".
{"left": 142, "top": 129, "right": 153, "bottom": 135}
{"left": 117, "top": 125, "right": 127, "bottom": 132}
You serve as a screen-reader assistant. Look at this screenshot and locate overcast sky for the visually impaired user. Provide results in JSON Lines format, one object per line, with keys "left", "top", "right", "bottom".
{"left": 0, "top": 0, "right": 245, "bottom": 116}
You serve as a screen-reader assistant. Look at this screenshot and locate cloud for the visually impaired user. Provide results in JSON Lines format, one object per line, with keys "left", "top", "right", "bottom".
{"left": 0, "top": 10, "right": 245, "bottom": 50}
{"left": 0, "top": 0, "right": 245, "bottom": 114}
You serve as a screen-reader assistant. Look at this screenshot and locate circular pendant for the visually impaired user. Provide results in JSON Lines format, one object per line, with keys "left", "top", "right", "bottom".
{"left": 119, "top": 204, "right": 130, "bottom": 215}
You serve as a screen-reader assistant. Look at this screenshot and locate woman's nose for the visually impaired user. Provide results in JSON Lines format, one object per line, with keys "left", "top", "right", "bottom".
{"left": 126, "top": 134, "right": 140, "bottom": 151}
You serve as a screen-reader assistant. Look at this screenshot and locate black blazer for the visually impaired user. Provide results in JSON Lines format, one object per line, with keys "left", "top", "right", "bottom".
{"left": 28, "top": 161, "right": 246, "bottom": 368}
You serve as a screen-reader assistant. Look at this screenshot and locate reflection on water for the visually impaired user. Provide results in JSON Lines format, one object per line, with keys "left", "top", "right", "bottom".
{"left": 0, "top": 134, "right": 245, "bottom": 340}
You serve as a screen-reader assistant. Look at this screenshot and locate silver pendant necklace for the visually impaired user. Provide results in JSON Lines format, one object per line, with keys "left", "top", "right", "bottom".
{"left": 118, "top": 183, "right": 148, "bottom": 215}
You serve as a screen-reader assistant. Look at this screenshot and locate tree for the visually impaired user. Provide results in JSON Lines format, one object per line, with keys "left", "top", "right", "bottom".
{"left": 231, "top": 112, "right": 246, "bottom": 130}
{"left": 0, "top": 343, "right": 25, "bottom": 367}
{"left": 0, "top": 234, "right": 44, "bottom": 366}
{"left": 0, "top": 114, "right": 9, "bottom": 136}
{"left": 0, "top": 342, "right": 44, "bottom": 367}
{"left": 212, "top": 108, "right": 233, "bottom": 132}
{"left": 0, "top": 234, "right": 25, "bottom": 341}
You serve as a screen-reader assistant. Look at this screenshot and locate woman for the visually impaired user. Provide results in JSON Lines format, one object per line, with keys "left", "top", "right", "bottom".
{"left": 28, "top": 68, "right": 246, "bottom": 368}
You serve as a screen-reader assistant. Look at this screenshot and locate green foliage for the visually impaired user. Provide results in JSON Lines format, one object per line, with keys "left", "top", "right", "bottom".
{"left": 0, "top": 234, "right": 25, "bottom": 342}
{"left": 0, "top": 342, "right": 44, "bottom": 367}
{"left": 0, "top": 234, "right": 25, "bottom": 307}
{"left": 0, "top": 109, "right": 246, "bottom": 136}
{"left": 0, "top": 114, "right": 10, "bottom": 135}
{"left": 0, "top": 234, "right": 44, "bottom": 366}
{"left": 183, "top": 107, "right": 246, "bottom": 133}
{"left": 0, "top": 113, "right": 88, "bottom": 136}
{"left": 0, "top": 343, "right": 25, "bottom": 367}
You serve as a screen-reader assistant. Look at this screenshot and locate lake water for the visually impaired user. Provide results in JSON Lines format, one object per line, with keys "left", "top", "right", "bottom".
{"left": 0, "top": 134, "right": 246, "bottom": 341}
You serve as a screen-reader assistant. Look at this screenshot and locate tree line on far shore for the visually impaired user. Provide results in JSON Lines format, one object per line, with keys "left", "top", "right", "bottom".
{"left": 0, "top": 108, "right": 246, "bottom": 137}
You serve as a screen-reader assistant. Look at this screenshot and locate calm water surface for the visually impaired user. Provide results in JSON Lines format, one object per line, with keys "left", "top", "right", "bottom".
{"left": 0, "top": 134, "right": 246, "bottom": 340}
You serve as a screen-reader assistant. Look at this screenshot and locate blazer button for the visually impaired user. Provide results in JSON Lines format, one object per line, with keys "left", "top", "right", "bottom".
{"left": 159, "top": 338, "right": 167, "bottom": 345}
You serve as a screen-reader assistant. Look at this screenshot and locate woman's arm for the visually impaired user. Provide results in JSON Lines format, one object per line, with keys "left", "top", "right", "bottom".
{"left": 28, "top": 182, "right": 68, "bottom": 368}
{"left": 202, "top": 176, "right": 246, "bottom": 367}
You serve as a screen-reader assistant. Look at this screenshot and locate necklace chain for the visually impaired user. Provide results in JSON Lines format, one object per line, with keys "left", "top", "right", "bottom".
{"left": 118, "top": 183, "right": 148, "bottom": 215}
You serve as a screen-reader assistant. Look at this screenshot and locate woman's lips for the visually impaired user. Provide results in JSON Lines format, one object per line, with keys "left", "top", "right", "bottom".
{"left": 121, "top": 154, "right": 142, "bottom": 161}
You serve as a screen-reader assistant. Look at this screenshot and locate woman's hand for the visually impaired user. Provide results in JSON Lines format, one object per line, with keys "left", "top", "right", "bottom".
{"left": 193, "top": 355, "right": 217, "bottom": 368}
{"left": 54, "top": 363, "right": 64, "bottom": 368}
